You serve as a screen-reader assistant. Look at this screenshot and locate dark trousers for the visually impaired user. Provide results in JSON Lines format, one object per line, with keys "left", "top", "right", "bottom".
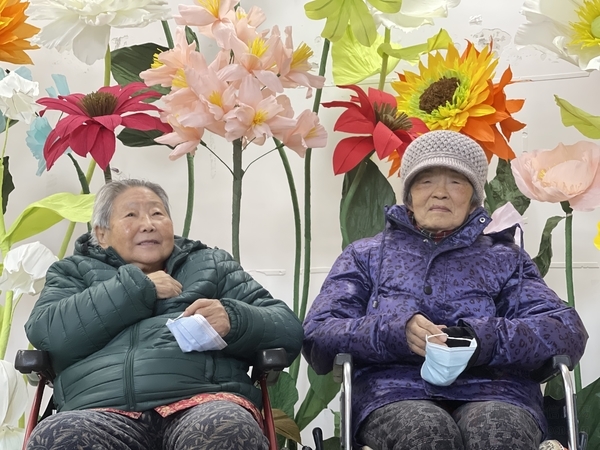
{"left": 357, "top": 400, "right": 542, "bottom": 450}
{"left": 26, "top": 400, "right": 269, "bottom": 450}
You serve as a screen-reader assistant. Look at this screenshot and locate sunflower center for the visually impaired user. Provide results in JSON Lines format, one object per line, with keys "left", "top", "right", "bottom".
{"left": 78, "top": 92, "right": 118, "bottom": 117}
{"left": 374, "top": 103, "right": 412, "bottom": 131}
{"left": 418, "top": 77, "right": 460, "bottom": 114}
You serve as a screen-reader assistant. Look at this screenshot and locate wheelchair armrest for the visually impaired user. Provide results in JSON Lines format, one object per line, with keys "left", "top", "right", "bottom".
{"left": 530, "top": 355, "right": 573, "bottom": 384}
{"left": 251, "top": 348, "right": 288, "bottom": 386}
{"left": 14, "top": 349, "right": 55, "bottom": 382}
{"left": 333, "top": 353, "right": 353, "bottom": 383}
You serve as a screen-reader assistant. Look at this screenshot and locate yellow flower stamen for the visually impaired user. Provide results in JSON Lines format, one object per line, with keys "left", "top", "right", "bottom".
{"left": 151, "top": 51, "right": 164, "bottom": 69}
{"left": 291, "top": 43, "right": 313, "bottom": 69}
{"left": 253, "top": 110, "right": 268, "bottom": 126}
{"left": 172, "top": 68, "right": 188, "bottom": 88}
{"left": 570, "top": 0, "right": 600, "bottom": 48}
{"left": 537, "top": 169, "right": 547, "bottom": 183}
{"left": 236, "top": 9, "right": 246, "bottom": 20}
{"left": 249, "top": 37, "right": 268, "bottom": 58}
{"left": 208, "top": 91, "right": 222, "bottom": 107}
{"left": 197, "top": 0, "right": 220, "bottom": 17}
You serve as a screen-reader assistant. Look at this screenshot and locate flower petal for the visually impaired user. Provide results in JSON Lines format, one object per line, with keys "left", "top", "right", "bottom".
{"left": 333, "top": 135, "right": 375, "bottom": 174}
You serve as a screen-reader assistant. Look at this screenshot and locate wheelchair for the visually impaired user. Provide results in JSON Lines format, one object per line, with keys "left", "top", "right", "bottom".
{"left": 14, "top": 348, "right": 288, "bottom": 450}
{"left": 321, "top": 353, "right": 588, "bottom": 450}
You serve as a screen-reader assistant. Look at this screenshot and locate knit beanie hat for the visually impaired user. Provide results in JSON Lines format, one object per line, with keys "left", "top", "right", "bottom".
{"left": 400, "top": 130, "right": 488, "bottom": 206}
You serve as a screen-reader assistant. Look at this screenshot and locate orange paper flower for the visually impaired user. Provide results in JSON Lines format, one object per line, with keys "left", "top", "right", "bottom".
{"left": 0, "top": 0, "right": 39, "bottom": 65}
{"left": 393, "top": 42, "right": 525, "bottom": 162}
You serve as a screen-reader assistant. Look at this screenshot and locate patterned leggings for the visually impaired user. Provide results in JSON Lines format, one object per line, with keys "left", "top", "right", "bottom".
{"left": 357, "top": 400, "right": 542, "bottom": 450}
{"left": 26, "top": 401, "right": 269, "bottom": 450}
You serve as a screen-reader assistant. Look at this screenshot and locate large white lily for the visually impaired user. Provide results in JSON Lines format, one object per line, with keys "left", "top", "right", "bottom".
{"left": 515, "top": 0, "right": 600, "bottom": 71}
{"left": 0, "top": 360, "right": 27, "bottom": 450}
{"left": 369, "top": 0, "right": 461, "bottom": 31}
{"left": 27, "top": 0, "right": 171, "bottom": 64}
{"left": 0, "top": 242, "right": 57, "bottom": 297}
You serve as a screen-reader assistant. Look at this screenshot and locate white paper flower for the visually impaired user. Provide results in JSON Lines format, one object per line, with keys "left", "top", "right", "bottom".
{"left": 0, "top": 71, "right": 41, "bottom": 125}
{"left": 515, "top": 0, "right": 600, "bottom": 71}
{"left": 0, "top": 242, "right": 57, "bottom": 297}
{"left": 484, "top": 202, "right": 524, "bottom": 246}
{"left": 369, "top": 0, "right": 461, "bottom": 31}
{"left": 27, "top": 0, "right": 172, "bottom": 64}
{"left": 0, "top": 360, "right": 27, "bottom": 450}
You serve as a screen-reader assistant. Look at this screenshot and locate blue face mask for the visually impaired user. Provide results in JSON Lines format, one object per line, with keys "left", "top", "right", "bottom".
{"left": 166, "top": 314, "right": 227, "bottom": 353}
{"left": 420, "top": 333, "right": 477, "bottom": 386}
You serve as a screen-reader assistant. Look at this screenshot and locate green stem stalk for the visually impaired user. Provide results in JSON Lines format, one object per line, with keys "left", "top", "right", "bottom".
{"left": 162, "top": 21, "right": 174, "bottom": 48}
{"left": 378, "top": 27, "right": 391, "bottom": 91}
{"left": 232, "top": 139, "right": 243, "bottom": 262}
{"left": 340, "top": 160, "right": 368, "bottom": 246}
{"left": 182, "top": 153, "right": 195, "bottom": 238}
{"left": 104, "top": 45, "right": 111, "bottom": 87}
{"left": 0, "top": 291, "right": 14, "bottom": 359}
{"left": 561, "top": 201, "right": 581, "bottom": 392}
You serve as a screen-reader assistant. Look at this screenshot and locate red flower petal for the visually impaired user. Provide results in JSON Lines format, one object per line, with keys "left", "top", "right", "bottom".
{"left": 337, "top": 85, "right": 376, "bottom": 124}
{"left": 372, "top": 121, "right": 402, "bottom": 160}
{"left": 89, "top": 127, "right": 117, "bottom": 170}
{"left": 333, "top": 136, "right": 375, "bottom": 175}
{"left": 44, "top": 133, "right": 72, "bottom": 170}
{"left": 367, "top": 88, "right": 396, "bottom": 109}
{"left": 121, "top": 113, "right": 171, "bottom": 132}
{"left": 37, "top": 96, "right": 86, "bottom": 116}
{"left": 334, "top": 107, "right": 375, "bottom": 134}
{"left": 409, "top": 118, "right": 429, "bottom": 135}
{"left": 93, "top": 114, "right": 122, "bottom": 131}
{"left": 69, "top": 122, "right": 102, "bottom": 158}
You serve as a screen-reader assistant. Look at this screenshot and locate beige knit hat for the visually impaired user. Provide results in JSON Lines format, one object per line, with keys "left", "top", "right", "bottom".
{"left": 400, "top": 130, "right": 488, "bottom": 206}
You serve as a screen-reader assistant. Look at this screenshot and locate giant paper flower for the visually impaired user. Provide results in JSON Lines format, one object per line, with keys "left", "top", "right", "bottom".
{"left": 369, "top": 0, "right": 460, "bottom": 31}
{"left": 0, "top": 360, "right": 27, "bottom": 450}
{"left": 323, "top": 84, "right": 428, "bottom": 175}
{"left": 0, "top": 0, "right": 39, "bottom": 65}
{"left": 37, "top": 82, "right": 172, "bottom": 170}
{"left": 27, "top": 0, "right": 171, "bottom": 64}
{"left": 0, "top": 241, "right": 57, "bottom": 296}
{"left": 392, "top": 42, "right": 526, "bottom": 162}
{"left": 515, "top": 0, "right": 600, "bottom": 71}
{"left": 511, "top": 141, "right": 600, "bottom": 211}
{"left": 0, "top": 69, "right": 41, "bottom": 123}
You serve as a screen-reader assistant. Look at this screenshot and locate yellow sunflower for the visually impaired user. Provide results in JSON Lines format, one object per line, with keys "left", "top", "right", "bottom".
{"left": 0, "top": 0, "right": 39, "bottom": 65}
{"left": 392, "top": 42, "right": 525, "bottom": 161}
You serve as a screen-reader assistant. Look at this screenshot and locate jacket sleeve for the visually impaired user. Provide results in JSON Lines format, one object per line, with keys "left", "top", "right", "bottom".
{"left": 461, "top": 251, "right": 588, "bottom": 371}
{"left": 302, "top": 242, "right": 417, "bottom": 375}
{"left": 211, "top": 250, "right": 303, "bottom": 365}
{"left": 24, "top": 258, "right": 157, "bottom": 372}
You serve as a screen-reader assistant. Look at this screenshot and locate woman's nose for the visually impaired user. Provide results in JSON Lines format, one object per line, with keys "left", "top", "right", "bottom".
{"left": 140, "top": 215, "right": 156, "bottom": 231}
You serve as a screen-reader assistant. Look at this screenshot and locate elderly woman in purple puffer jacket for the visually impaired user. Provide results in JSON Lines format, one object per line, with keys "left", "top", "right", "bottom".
{"left": 302, "top": 130, "right": 588, "bottom": 450}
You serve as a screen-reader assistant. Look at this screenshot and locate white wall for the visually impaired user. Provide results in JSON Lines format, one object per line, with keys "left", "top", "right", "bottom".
{"left": 4, "top": 0, "right": 600, "bottom": 444}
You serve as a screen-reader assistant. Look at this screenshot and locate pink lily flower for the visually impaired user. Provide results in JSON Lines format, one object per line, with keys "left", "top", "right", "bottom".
{"left": 176, "top": 0, "right": 236, "bottom": 48}
{"left": 155, "top": 115, "right": 203, "bottom": 161}
{"left": 223, "top": 76, "right": 294, "bottom": 145}
{"left": 233, "top": 6, "right": 266, "bottom": 44}
{"left": 276, "top": 110, "right": 328, "bottom": 157}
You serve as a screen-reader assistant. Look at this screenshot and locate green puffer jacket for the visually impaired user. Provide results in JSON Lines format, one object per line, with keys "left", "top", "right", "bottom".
{"left": 25, "top": 233, "right": 303, "bottom": 412}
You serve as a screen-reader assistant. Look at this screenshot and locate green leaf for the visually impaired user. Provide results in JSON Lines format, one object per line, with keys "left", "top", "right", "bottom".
{"left": 295, "top": 367, "right": 341, "bottom": 431}
{"left": 367, "top": 0, "right": 402, "bottom": 14}
{"left": 117, "top": 128, "right": 168, "bottom": 148}
{"left": 272, "top": 408, "right": 302, "bottom": 444}
{"left": 323, "top": 437, "right": 341, "bottom": 450}
{"left": 1, "top": 193, "right": 95, "bottom": 247}
{"left": 185, "top": 26, "right": 200, "bottom": 50}
{"left": 2, "top": 156, "right": 14, "bottom": 214}
{"left": 378, "top": 29, "right": 453, "bottom": 63}
{"left": 555, "top": 95, "right": 600, "bottom": 139}
{"left": 484, "top": 159, "right": 531, "bottom": 215}
{"left": 532, "top": 215, "right": 564, "bottom": 278}
{"left": 305, "top": 0, "right": 342, "bottom": 21}
{"left": 577, "top": 375, "right": 600, "bottom": 449}
{"left": 349, "top": 0, "right": 377, "bottom": 47}
{"left": 340, "top": 159, "right": 396, "bottom": 249}
{"left": 267, "top": 371, "right": 299, "bottom": 420}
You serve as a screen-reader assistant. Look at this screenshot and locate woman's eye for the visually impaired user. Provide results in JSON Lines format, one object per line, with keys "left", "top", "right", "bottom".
{"left": 153, "top": 211, "right": 163, "bottom": 216}
{"left": 125, "top": 212, "right": 135, "bottom": 217}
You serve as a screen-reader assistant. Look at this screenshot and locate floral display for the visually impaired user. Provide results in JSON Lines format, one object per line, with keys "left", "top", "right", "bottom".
{"left": 322, "top": 84, "right": 427, "bottom": 175}
{"left": 392, "top": 42, "right": 526, "bottom": 162}
{"left": 0, "top": 241, "right": 57, "bottom": 296}
{"left": 515, "top": 0, "right": 600, "bottom": 71}
{"left": 0, "top": 359, "right": 27, "bottom": 449}
{"left": 0, "top": 0, "right": 39, "bottom": 65}
{"left": 0, "top": 67, "right": 40, "bottom": 123}
{"left": 27, "top": 0, "right": 171, "bottom": 64}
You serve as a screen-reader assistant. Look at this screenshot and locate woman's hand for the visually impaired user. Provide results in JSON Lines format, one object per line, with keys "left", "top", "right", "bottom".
{"left": 147, "top": 271, "right": 182, "bottom": 299}
{"left": 406, "top": 314, "right": 447, "bottom": 356}
{"left": 184, "top": 299, "right": 231, "bottom": 337}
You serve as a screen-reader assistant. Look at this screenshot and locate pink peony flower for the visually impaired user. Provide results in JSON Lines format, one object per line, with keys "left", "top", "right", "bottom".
{"left": 511, "top": 141, "right": 600, "bottom": 211}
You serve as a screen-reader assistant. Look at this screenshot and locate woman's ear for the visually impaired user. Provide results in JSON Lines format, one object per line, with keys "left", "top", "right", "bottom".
{"left": 95, "top": 227, "right": 109, "bottom": 248}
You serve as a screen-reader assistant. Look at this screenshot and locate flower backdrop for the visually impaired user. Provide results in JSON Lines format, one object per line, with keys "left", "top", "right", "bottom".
{"left": 0, "top": 0, "right": 599, "bottom": 448}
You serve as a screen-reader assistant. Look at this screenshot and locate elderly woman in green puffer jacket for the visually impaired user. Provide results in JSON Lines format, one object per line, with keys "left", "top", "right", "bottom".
{"left": 24, "top": 179, "right": 304, "bottom": 450}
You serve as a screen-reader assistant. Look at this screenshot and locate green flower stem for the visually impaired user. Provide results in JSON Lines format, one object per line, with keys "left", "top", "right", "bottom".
{"left": 162, "top": 20, "right": 174, "bottom": 49}
{"left": 0, "top": 291, "right": 14, "bottom": 359}
{"left": 232, "top": 139, "right": 243, "bottom": 262}
{"left": 273, "top": 138, "right": 301, "bottom": 316}
{"left": 58, "top": 160, "right": 96, "bottom": 259}
{"left": 378, "top": 27, "right": 391, "bottom": 92}
{"left": 182, "top": 153, "right": 195, "bottom": 238}
{"left": 561, "top": 201, "right": 582, "bottom": 392}
{"left": 340, "top": 159, "right": 368, "bottom": 246}
{"left": 104, "top": 45, "right": 111, "bottom": 87}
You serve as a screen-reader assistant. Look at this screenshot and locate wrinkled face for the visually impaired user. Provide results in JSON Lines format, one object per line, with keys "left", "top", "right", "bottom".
{"left": 95, "top": 187, "right": 174, "bottom": 273}
{"left": 408, "top": 167, "right": 475, "bottom": 232}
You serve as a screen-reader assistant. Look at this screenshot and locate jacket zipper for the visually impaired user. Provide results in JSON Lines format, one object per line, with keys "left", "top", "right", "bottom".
{"left": 124, "top": 323, "right": 139, "bottom": 410}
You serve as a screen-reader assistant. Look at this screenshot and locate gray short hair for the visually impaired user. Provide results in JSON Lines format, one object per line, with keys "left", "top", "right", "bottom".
{"left": 90, "top": 179, "right": 171, "bottom": 246}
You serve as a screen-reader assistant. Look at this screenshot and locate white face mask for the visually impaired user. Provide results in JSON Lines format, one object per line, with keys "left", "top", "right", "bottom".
{"left": 166, "top": 313, "right": 227, "bottom": 353}
{"left": 420, "top": 333, "right": 478, "bottom": 386}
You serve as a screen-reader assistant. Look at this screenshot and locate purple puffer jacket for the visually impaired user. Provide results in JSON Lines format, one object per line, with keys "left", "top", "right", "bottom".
{"left": 303, "top": 205, "right": 588, "bottom": 439}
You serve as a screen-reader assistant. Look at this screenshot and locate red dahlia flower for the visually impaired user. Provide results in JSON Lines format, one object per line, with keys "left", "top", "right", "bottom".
{"left": 322, "top": 85, "right": 428, "bottom": 175}
{"left": 38, "top": 82, "right": 172, "bottom": 170}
